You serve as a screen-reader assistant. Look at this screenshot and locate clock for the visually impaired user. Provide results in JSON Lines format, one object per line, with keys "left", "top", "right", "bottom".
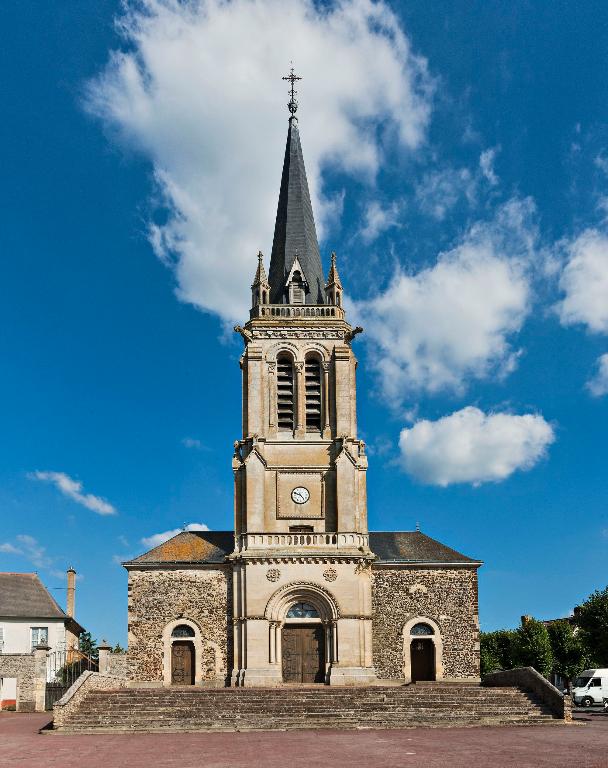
{"left": 291, "top": 486, "right": 310, "bottom": 504}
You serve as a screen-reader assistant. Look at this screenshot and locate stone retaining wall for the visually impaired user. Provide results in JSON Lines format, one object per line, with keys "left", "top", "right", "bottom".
{"left": 371, "top": 567, "right": 480, "bottom": 681}
{"left": 483, "top": 666, "right": 571, "bottom": 721}
{"left": 0, "top": 649, "right": 47, "bottom": 712}
{"left": 53, "top": 671, "right": 129, "bottom": 728}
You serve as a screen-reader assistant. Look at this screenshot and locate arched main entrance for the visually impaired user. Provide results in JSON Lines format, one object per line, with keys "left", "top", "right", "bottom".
{"left": 281, "top": 602, "right": 325, "bottom": 683}
{"left": 265, "top": 584, "right": 339, "bottom": 685}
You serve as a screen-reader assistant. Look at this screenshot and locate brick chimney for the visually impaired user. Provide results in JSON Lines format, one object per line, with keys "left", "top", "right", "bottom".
{"left": 66, "top": 567, "right": 76, "bottom": 618}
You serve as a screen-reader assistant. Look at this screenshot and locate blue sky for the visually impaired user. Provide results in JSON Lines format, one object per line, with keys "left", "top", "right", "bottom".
{"left": 1, "top": 0, "right": 607, "bottom": 646}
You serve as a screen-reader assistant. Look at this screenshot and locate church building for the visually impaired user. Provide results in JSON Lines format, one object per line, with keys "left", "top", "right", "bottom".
{"left": 124, "top": 77, "right": 482, "bottom": 689}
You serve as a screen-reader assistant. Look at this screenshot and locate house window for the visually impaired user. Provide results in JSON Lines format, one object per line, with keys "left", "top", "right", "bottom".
{"left": 277, "top": 354, "right": 295, "bottom": 431}
{"left": 30, "top": 627, "right": 48, "bottom": 650}
{"left": 305, "top": 355, "right": 322, "bottom": 432}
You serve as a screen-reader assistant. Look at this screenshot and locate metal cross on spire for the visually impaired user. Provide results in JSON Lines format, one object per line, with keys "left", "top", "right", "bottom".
{"left": 282, "top": 66, "right": 302, "bottom": 117}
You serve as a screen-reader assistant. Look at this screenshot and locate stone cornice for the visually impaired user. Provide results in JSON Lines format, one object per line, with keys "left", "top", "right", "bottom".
{"left": 371, "top": 561, "right": 482, "bottom": 570}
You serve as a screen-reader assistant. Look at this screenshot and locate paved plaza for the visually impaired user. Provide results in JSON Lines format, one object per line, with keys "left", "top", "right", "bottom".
{"left": 1, "top": 711, "right": 607, "bottom": 768}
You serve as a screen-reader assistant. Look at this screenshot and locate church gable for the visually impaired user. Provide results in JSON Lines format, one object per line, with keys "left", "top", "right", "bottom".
{"left": 126, "top": 531, "right": 233, "bottom": 565}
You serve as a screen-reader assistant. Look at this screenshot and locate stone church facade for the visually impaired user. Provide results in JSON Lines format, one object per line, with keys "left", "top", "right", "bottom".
{"left": 124, "top": 93, "right": 482, "bottom": 688}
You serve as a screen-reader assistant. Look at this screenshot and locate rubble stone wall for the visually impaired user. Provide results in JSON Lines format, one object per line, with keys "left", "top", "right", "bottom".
{"left": 371, "top": 567, "right": 480, "bottom": 681}
{"left": 128, "top": 567, "right": 233, "bottom": 683}
{"left": 0, "top": 653, "right": 37, "bottom": 711}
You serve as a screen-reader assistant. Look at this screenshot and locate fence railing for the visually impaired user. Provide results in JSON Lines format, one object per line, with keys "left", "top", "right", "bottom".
{"left": 45, "top": 649, "right": 98, "bottom": 710}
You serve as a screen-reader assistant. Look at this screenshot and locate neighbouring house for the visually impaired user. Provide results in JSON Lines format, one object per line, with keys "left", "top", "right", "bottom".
{"left": 0, "top": 569, "right": 83, "bottom": 709}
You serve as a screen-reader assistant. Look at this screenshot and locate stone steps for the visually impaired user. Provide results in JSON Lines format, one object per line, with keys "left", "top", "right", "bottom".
{"left": 54, "top": 684, "right": 559, "bottom": 732}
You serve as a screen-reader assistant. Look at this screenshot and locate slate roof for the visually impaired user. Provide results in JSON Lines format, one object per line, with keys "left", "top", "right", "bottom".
{"left": 267, "top": 117, "right": 326, "bottom": 305}
{"left": 369, "top": 532, "right": 481, "bottom": 565}
{"left": 125, "top": 530, "right": 479, "bottom": 566}
{"left": 125, "top": 531, "right": 234, "bottom": 566}
{"left": 0, "top": 572, "right": 69, "bottom": 619}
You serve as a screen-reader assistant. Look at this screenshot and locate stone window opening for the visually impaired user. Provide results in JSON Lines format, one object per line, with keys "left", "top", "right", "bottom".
{"left": 277, "top": 353, "right": 295, "bottom": 431}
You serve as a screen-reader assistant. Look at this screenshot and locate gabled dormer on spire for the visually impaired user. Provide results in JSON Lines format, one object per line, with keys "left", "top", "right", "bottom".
{"left": 251, "top": 251, "right": 270, "bottom": 308}
{"left": 325, "top": 252, "right": 343, "bottom": 307}
{"left": 267, "top": 72, "right": 325, "bottom": 305}
{"left": 284, "top": 254, "right": 308, "bottom": 305}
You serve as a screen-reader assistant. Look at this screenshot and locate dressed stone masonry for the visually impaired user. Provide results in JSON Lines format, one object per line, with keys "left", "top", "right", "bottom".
{"left": 123, "top": 86, "right": 482, "bottom": 688}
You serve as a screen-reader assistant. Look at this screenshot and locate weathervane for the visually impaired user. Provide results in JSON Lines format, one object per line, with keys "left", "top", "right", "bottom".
{"left": 282, "top": 66, "right": 302, "bottom": 117}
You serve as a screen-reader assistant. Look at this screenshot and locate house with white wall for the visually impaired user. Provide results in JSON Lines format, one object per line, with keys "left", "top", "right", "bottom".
{"left": 0, "top": 571, "right": 84, "bottom": 709}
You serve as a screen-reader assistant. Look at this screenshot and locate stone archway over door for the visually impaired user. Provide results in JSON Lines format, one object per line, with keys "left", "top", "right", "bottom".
{"left": 171, "top": 642, "right": 194, "bottom": 684}
{"left": 402, "top": 616, "right": 444, "bottom": 684}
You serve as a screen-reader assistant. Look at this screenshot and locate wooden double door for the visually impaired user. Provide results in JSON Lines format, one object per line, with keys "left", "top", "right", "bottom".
{"left": 282, "top": 625, "right": 325, "bottom": 683}
{"left": 410, "top": 639, "right": 436, "bottom": 683}
{"left": 171, "top": 641, "right": 195, "bottom": 685}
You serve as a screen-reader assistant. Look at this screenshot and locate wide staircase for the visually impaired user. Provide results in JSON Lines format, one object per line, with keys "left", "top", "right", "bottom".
{"left": 54, "top": 683, "right": 561, "bottom": 732}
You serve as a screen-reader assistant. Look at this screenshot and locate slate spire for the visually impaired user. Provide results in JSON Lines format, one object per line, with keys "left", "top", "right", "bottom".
{"left": 268, "top": 71, "right": 325, "bottom": 305}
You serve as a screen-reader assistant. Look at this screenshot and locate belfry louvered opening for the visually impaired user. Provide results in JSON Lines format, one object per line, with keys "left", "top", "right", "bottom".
{"left": 277, "top": 354, "right": 295, "bottom": 431}
{"left": 305, "top": 355, "right": 322, "bottom": 432}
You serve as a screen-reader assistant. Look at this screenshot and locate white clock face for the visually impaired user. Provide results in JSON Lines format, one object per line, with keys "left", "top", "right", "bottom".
{"left": 291, "top": 486, "right": 310, "bottom": 504}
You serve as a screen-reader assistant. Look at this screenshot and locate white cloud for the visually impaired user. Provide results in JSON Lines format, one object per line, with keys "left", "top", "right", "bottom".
{"left": 141, "top": 522, "right": 210, "bottom": 549}
{"left": 359, "top": 200, "right": 402, "bottom": 243}
{"left": 415, "top": 147, "right": 499, "bottom": 221}
{"left": 557, "top": 229, "right": 608, "bottom": 333}
{"left": 354, "top": 198, "right": 536, "bottom": 399}
{"left": 0, "top": 535, "right": 54, "bottom": 570}
{"left": 479, "top": 147, "right": 499, "bottom": 186}
{"left": 86, "top": 0, "right": 433, "bottom": 323}
{"left": 31, "top": 471, "right": 117, "bottom": 516}
{"left": 587, "top": 353, "right": 608, "bottom": 397}
{"left": 399, "top": 406, "right": 555, "bottom": 486}
{"left": 181, "top": 437, "right": 202, "bottom": 449}
{"left": 415, "top": 166, "right": 475, "bottom": 220}
{"left": 0, "top": 542, "right": 22, "bottom": 555}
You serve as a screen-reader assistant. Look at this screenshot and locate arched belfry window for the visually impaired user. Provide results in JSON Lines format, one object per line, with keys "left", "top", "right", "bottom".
{"left": 305, "top": 355, "right": 322, "bottom": 432}
{"left": 277, "top": 354, "right": 295, "bottom": 431}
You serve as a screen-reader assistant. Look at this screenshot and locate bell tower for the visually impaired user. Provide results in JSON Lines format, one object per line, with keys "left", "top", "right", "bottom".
{"left": 230, "top": 71, "right": 376, "bottom": 687}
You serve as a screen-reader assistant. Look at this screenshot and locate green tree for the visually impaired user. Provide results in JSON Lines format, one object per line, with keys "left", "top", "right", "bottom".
{"left": 547, "top": 620, "right": 588, "bottom": 688}
{"left": 514, "top": 618, "right": 553, "bottom": 677}
{"left": 79, "top": 631, "right": 98, "bottom": 662}
{"left": 112, "top": 642, "right": 126, "bottom": 653}
{"left": 480, "top": 630, "right": 518, "bottom": 676}
{"left": 573, "top": 585, "right": 608, "bottom": 666}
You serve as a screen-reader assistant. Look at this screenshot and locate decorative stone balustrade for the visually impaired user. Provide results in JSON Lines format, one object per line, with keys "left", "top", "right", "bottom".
{"left": 236, "top": 532, "right": 369, "bottom": 553}
{"left": 250, "top": 304, "right": 345, "bottom": 320}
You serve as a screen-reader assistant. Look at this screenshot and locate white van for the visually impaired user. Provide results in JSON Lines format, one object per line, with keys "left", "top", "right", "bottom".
{"left": 572, "top": 669, "right": 608, "bottom": 707}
